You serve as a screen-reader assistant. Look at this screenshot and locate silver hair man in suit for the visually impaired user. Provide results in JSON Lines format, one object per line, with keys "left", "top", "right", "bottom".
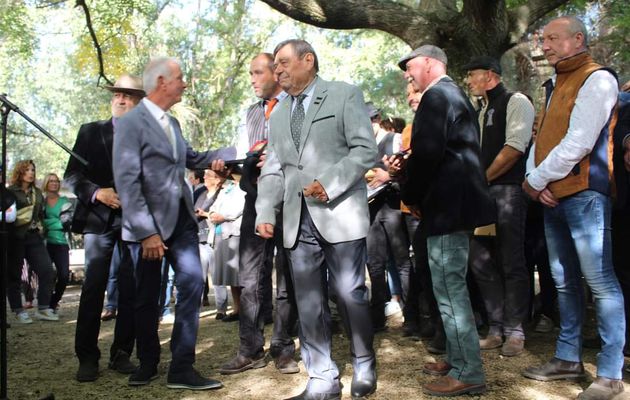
{"left": 255, "top": 39, "right": 378, "bottom": 400}
{"left": 113, "top": 57, "right": 234, "bottom": 390}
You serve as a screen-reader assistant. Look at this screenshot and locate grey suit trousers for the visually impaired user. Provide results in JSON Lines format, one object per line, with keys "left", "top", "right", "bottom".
{"left": 289, "top": 202, "right": 375, "bottom": 393}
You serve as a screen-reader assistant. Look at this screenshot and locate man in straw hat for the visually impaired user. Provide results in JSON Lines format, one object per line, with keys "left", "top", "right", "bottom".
{"left": 64, "top": 73, "right": 145, "bottom": 382}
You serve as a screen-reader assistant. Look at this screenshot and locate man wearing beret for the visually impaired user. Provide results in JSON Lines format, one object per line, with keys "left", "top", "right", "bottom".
{"left": 395, "top": 45, "right": 494, "bottom": 396}
{"left": 464, "top": 56, "right": 535, "bottom": 357}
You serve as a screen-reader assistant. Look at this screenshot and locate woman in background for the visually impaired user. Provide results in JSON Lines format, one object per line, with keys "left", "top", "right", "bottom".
{"left": 7, "top": 160, "right": 58, "bottom": 323}
{"left": 42, "top": 172, "right": 72, "bottom": 313}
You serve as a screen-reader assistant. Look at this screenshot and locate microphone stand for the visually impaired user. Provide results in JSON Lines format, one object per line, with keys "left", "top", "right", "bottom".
{"left": 0, "top": 94, "right": 88, "bottom": 400}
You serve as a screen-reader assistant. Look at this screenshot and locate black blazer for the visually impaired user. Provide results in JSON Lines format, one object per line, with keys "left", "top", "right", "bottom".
{"left": 613, "top": 92, "right": 630, "bottom": 211}
{"left": 64, "top": 119, "right": 120, "bottom": 234}
{"left": 401, "top": 77, "right": 495, "bottom": 236}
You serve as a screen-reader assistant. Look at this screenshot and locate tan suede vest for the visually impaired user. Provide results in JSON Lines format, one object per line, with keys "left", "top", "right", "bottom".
{"left": 534, "top": 52, "right": 614, "bottom": 199}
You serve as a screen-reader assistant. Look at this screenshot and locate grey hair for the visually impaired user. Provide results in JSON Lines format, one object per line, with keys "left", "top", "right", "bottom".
{"left": 273, "top": 39, "right": 319, "bottom": 72}
{"left": 143, "top": 57, "right": 180, "bottom": 94}
{"left": 558, "top": 16, "right": 589, "bottom": 47}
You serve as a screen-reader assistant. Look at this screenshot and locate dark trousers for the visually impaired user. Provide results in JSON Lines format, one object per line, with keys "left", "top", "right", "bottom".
{"left": 289, "top": 204, "right": 375, "bottom": 393}
{"left": 7, "top": 231, "right": 54, "bottom": 311}
{"left": 366, "top": 201, "right": 412, "bottom": 328}
{"left": 612, "top": 208, "right": 630, "bottom": 348}
{"left": 238, "top": 195, "right": 297, "bottom": 358}
{"left": 469, "top": 184, "right": 529, "bottom": 338}
{"left": 75, "top": 229, "right": 135, "bottom": 363}
{"left": 47, "top": 242, "right": 70, "bottom": 309}
{"left": 410, "top": 218, "right": 441, "bottom": 327}
{"left": 127, "top": 203, "right": 203, "bottom": 373}
{"left": 525, "top": 201, "right": 556, "bottom": 319}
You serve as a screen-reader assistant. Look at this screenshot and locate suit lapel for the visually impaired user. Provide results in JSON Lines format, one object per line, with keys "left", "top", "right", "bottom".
{"left": 298, "top": 78, "right": 328, "bottom": 156}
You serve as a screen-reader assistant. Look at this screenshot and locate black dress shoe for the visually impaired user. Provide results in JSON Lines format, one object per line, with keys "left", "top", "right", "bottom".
{"left": 128, "top": 364, "right": 158, "bottom": 386}
{"left": 76, "top": 361, "right": 98, "bottom": 382}
{"left": 215, "top": 312, "right": 225, "bottom": 320}
{"left": 221, "top": 312, "right": 239, "bottom": 322}
{"left": 108, "top": 350, "right": 137, "bottom": 374}
{"left": 351, "top": 367, "right": 376, "bottom": 399}
{"left": 166, "top": 368, "right": 223, "bottom": 390}
{"left": 284, "top": 390, "right": 341, "bottom": 400}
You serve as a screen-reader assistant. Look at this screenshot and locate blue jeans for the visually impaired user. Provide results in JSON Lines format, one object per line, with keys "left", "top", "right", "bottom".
{"left": 544, "top": 190, "right": 625, "bottom": 379}
{"left": 105, "top": 243, "right": 121, "bottom": 312}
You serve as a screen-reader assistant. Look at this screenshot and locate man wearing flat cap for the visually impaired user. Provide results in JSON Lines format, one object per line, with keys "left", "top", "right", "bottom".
{"left": 394, "top": 45, "right": 494, "bottom": 396}
{"left": 464, "top": 56, "right": 535, "bottom": 357}
{"left": 65, "top": 74, "right": 145, "bottom": 382}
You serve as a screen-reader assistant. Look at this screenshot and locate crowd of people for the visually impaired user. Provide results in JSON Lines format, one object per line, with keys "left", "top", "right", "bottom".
{"left": 1, "top": 13, "right": 630, "bottom": 400}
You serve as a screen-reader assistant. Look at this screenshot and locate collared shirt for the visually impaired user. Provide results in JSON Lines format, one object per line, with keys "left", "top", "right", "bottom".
{"left": 526, "top": 70, "right": 619, "bottom": 191}
{"left": 236, "top": 91, "right": 288, "bottom": 158}
{"left": 291, "top": 76, "right": 318, "bottom": 114}
{"left": 142, "top": 98, "right": 177, "bottom": 158}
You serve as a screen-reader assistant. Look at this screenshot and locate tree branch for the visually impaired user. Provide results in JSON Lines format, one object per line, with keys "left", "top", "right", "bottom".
{"left": 524, "top": 0, "right": 571, "bottom": 25}
{"left": 260, "top": 0, "right": 440, "bottom": 47}
{"left": 75, "top": 0, "right": 113, "bottom": 86}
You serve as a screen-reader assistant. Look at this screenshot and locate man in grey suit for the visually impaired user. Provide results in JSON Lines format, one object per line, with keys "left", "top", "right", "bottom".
{"left": 256, "top": 39, "right": 378, "bottom": 400}
{"left": 113, "top": 57, "right": 234, "bottom": 390}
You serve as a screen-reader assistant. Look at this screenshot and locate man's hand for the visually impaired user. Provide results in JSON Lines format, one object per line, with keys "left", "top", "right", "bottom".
{"left": 95, "top": 188, "right": 121, "bottom": 209}
{"left": 256, "top": 223, "right": 274, "bottom": 239}
{"left": 256, "top": 150, "right": 267, "bottom": 169}
{"left": 367, "top": 168, "right": 391, "bottom": 189}
{"left": 539, "top": 188, "right": 559, "bottom": 208}
{"left": 210, "top": 159, "right": 225, "bottom": 172}
{"left": 387, "top": 153, "right": 408, "bottom": 178}
{"left": 303, "top": 180, "right": 329, "bottom": 202}
{"left": 209, "top": 212, "right": 225, "bottom": 224}
{"left": 523, "top": 179, "right": 558, "bottom": 208}
{"left": 141, "top": 234, "right": 168, "bottom": 261}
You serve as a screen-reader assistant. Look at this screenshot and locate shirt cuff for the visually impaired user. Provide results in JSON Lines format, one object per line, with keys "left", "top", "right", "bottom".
{"left": 91, "top": 189, "right": 99, "bottom": 204}
{"left": 527, "top": 170, "right": 547, "bottom": 192}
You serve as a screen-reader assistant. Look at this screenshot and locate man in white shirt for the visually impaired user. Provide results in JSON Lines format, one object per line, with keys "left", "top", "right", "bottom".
{"left": 521, "top": 16, "right": 624, "bottom": 400}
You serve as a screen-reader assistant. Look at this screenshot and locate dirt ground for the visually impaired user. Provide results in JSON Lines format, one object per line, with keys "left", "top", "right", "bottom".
{"left": 3, "top": 285, "right": 630, "bottom": 400}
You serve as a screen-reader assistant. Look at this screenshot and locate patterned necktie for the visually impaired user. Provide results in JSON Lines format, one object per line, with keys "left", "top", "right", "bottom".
{"left": 290, "top": 94, "right": 306, "bottom": 151}
{"left": 264, "top": 98, "right": 278, "bottom": 120}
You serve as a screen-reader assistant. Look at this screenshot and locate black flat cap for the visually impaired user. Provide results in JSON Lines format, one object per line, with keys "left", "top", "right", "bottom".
{"left": 463, "top": 56, "right": 502, "bottom": 75}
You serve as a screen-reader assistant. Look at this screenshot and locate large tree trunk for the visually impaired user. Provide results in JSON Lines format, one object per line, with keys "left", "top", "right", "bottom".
{"left": 259, "top": 0, "right": 571, "bottom": 72}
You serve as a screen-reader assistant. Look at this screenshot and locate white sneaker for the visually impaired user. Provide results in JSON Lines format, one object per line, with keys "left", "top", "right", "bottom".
{"left": 384, "top": 301, "right": 402, "bottom": 317}
{"left": 160, "top": 313, "right": 175, "bottom": 325}
{"left": 15, "top": 311, "right": 33, "bottom": 324}
{"left": 35, "top": 308, "right": 60, "bottom": 321}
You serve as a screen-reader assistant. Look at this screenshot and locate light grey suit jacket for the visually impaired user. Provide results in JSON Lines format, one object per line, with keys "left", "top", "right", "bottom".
{"left": 255, "top": 77, "right": 377, "bottom": 248}
{"left": 113, "top": 101, "right": 235, "bottom": 242}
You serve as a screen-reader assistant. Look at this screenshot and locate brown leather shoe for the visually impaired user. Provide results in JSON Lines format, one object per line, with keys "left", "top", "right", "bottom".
{"left": 219, "top": 352, "right": 267, "bottom": 375}
{"left": 423, "top": 375, "right": 486, "bottom": 396}
{"left": 423, "top": 361, "right": 452, "bottom": 376}
{"left": 479, "top": 335, "right": 502, "bottom": 350}
{"left": 101, "top": 309, "right": 116, "bottom": 321}
{"left": 522, "top": 357, "right": 586, "bottom": 381}
{"left": 577, "top": 377, "right": 624, "bottom": 400}
{"left": 501, "top": 336, "right": 524, "bottom": 357}
{"left": 274, "top": 354, "right": 299, "bottom": 374}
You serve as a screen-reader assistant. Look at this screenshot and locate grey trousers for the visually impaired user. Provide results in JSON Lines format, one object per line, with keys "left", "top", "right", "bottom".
{"left": 469, "top": 184, "right": 529, "bottom": 338}
{"left": 289, "top": 204, "right": 375, "bottom": 394}
{"left": 428, "top": 232, "right": 485, "bottom": 384}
